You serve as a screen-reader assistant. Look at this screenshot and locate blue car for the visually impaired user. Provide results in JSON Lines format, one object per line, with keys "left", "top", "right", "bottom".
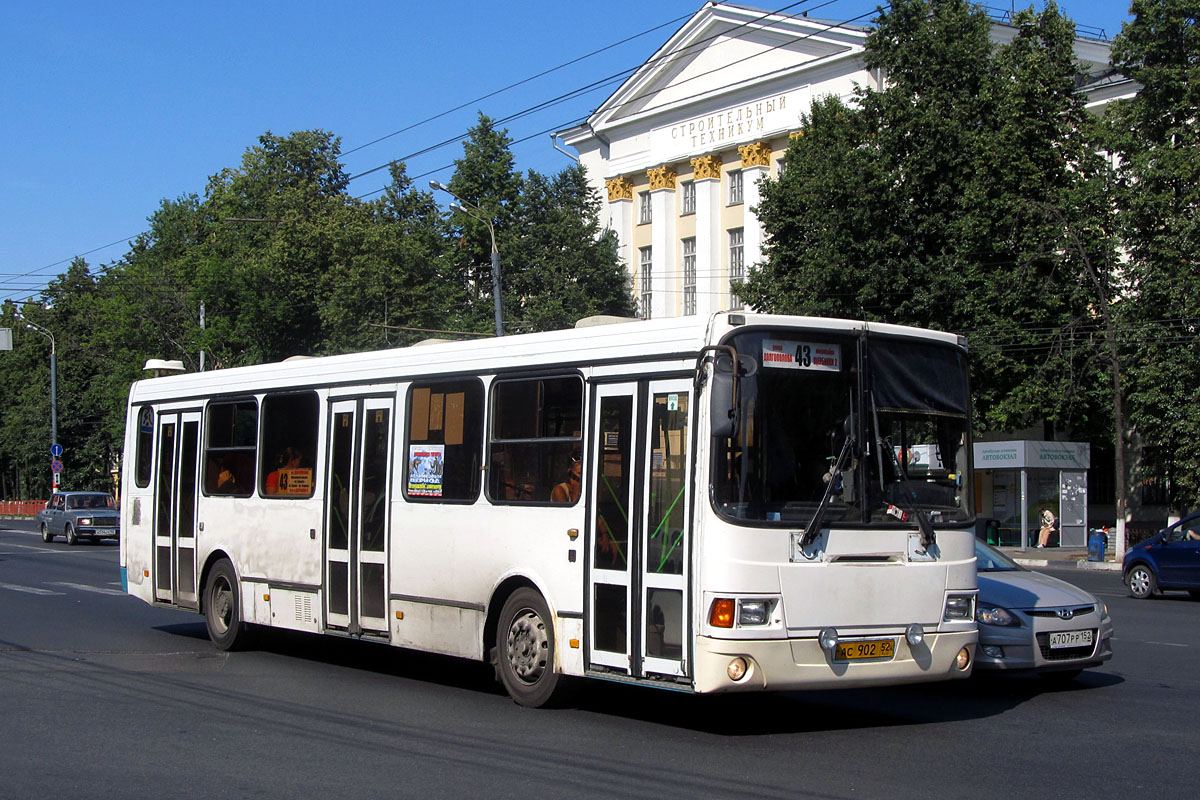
{"left": 1123, "top": 512, "right": 1200, "bottom": 599}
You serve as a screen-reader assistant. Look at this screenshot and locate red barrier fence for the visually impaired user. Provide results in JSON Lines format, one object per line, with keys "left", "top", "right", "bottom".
{"left": 0, "top": 500, "right": 48, "bottom": 516}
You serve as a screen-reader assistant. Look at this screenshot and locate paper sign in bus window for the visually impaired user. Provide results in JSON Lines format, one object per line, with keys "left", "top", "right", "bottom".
{"left": 408, "top": 445, "right": 445, "bottom": 497}
{"left": 762, "top": 339, "right": 842, "bottom": 371}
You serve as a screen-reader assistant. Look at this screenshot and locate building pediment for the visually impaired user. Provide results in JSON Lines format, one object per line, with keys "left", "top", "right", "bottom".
{"left": 586, "top": 3, "right": 867, "bottom": 134}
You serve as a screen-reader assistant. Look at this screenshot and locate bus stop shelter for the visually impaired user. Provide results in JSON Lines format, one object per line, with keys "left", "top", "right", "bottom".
{"left": 974, "top": 440, "right": 1090, "bottom": 550}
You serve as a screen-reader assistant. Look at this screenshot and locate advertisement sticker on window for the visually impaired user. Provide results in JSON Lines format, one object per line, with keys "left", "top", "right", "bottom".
{"left": 408, "top": 444, "right": 445, "bottom": 497}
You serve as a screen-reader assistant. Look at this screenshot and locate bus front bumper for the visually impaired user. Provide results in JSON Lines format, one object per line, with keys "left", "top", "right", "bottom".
{"left": 692, "top": 630, "right": 976, "bottom": 694}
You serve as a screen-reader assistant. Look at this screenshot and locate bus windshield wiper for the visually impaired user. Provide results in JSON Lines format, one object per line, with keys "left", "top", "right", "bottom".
{"left": 871, "top": 393, "right": 937, "bottom": 550}
{"left": 799, "top": 432, "right": 854, "bottom": 549}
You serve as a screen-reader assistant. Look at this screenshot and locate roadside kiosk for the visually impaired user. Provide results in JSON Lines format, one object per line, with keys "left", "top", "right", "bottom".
{"left": 974, "top": 440, "right": 1090, "bottom": 550}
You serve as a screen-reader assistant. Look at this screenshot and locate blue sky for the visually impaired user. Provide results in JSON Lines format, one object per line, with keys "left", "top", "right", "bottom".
{"left": 0, "top": 1, "right": 1136, "bottom": 304}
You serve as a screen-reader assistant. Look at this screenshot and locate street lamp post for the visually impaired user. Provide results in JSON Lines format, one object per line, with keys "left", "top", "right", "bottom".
{"left": 429, "top": 180, "right": 503, "bottom": 337}
{"left": 22, "top": 318, "right": 58, "bottom": 488}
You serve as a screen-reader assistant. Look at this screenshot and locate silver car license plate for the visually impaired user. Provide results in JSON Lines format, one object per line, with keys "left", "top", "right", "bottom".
{"left": 1049, "top": 629, "right": 1093, "bottom": 649}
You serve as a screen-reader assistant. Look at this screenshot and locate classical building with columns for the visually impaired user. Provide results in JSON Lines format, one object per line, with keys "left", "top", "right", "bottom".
{"left": 557, "top": 2, "right": 1130, "bottom": 319}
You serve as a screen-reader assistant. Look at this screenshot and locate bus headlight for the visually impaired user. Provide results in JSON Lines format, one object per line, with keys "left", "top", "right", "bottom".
{"left": 943, "top": 594, "right": 975, "bottom": 621}
{"left": 737, "top": 599, "right": 772, "bottom": 626}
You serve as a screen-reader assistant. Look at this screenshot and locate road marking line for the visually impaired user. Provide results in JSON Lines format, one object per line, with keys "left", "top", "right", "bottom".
{"left": 48, "top": 581, "right": 128, "bottom": 597}
{"left": 0, "top": 582, "right": 65, "bottom": 595}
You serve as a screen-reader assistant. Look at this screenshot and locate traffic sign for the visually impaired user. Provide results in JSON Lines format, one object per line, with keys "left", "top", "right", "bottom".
{"left": 51, "top": 443, "right": 63, "bottom": 458}
{"left": 51, "top": 459, "right": 63, "bottom": 473}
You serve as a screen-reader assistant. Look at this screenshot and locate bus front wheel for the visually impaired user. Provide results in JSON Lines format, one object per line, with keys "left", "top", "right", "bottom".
{"left": 204, "top": 559, "right": 250, "bottom": 651}
{"left": 495, "top": 588, "right": 569, "bottom": 708}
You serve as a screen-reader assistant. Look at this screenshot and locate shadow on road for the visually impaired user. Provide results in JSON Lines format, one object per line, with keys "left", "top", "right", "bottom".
{"left": 156, "top": 620, "right": 1122, "bottom": 732}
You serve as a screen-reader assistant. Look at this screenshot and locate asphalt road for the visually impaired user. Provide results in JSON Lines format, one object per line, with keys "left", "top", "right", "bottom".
{"left": 1, "top": 518, "right": 1195, "bottom": 799}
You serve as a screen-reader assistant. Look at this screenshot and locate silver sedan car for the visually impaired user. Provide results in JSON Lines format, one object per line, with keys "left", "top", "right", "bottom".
{"left": 973, "top": 539, "right": 1113, "bottom": 680}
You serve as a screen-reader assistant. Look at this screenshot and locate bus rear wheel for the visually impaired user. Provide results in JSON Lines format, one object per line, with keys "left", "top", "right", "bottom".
{"left": 204, "top": 559, "right": 250, "bottom": 651}
{"left": 495, "top": 588, "right": 569, "bottom": 708}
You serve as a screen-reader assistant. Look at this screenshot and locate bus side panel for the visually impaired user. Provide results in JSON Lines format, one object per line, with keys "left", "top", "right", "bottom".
{"left": 388, "top": 501, "right": 586, "bottom": 673}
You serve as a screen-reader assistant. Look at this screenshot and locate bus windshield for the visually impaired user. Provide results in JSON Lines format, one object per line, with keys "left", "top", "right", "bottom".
{"left": 711, "top": 330, "right": 972, "bottom": 527}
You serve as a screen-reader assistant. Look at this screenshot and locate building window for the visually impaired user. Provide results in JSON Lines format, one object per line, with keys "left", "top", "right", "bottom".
{"left": 639, "top": 191, "right": 652, "bottom": 225}
{"left": 682, "top": 237, "right": 697, "bottom": 316}
{"left": 404, "top": 379, "right": 484, "bottom": 502}
{"left": 681, "top": 181, "right": 695, "bottom": 216}
{"left": 639, "top": 246, "right": 653, "bottom": 319}
{"left": 728, "top": 169, "right": 743, "bottom": 206}
{"left": 487, "top": 376, "right": 583, "bottom": 504}
{"left": 729, "top": 228, "right": 745, "bottom": 310}
{"left": 204, "top": 399, "right": 257, "bottom": 496}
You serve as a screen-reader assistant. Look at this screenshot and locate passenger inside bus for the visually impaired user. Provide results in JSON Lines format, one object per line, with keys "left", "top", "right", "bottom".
{"left": 551, "top": 454, "right": 582, "bottom": 503}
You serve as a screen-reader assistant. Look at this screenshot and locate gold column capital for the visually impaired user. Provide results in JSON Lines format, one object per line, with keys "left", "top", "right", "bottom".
{"left": 646, "top": 165, "right": 677, "bottom": 191}
{"left": 738, "top": 141, "right": 773, "bottom": 168}
{"left": 606, "top": 176, "right": 634, "bottom": 202}
{"left": 690, "top": 154, "right": 722, "bottom": 180}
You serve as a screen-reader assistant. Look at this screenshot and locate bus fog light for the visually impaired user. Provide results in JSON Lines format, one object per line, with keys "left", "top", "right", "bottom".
{"left": 818, "top": 627, "right": 839, "bottom": 652}
{"left": 905, "top": 623, "right": 925, "bottom": 648}
{"left": 737, "top": 599, "right": 771, "bottom": 626}
{"left": 956, "top": 646, "right": 972, "bottom": 671}
{"left": 727, "top": 657, "right": 749, "bottom": 681}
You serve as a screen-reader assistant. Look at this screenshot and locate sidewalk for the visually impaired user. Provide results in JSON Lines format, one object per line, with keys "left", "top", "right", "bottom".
{"left": 999, "top": 545, "right": 1122, "bottom": 572}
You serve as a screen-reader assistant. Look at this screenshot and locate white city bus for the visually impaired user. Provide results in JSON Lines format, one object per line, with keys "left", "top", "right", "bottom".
{"left": 120, "top": 312, "right": 977, "bottom": 706}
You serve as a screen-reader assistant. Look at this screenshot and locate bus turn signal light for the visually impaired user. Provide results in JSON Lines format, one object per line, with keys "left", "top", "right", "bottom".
{"left": 709, "top": 598, "right": 735, "bottom": 628}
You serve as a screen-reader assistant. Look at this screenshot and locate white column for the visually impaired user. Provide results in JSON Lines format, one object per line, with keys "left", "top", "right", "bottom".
{"left": 694, "top": 177, "right": 720, "bottom": 316}
{"left": 609, "top": 197, "right": 633, "bottom": 288}
{"left": 742, "top": 164, "right": 769, "bottom": 286}
{"left": 650, "top": 188, "right": 676, "bottom": 319}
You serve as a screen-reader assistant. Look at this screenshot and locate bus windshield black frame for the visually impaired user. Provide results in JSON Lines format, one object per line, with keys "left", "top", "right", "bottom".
{"left": 711, "top": 328, "right": 973, "bottom": 528}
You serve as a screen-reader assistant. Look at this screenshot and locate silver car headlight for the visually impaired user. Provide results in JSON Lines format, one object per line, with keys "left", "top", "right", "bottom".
{"left": 78, "top": 517, "right": 93, "bottom": 527}
{"left": 976, "top": 603, "right": 1018, "bottom": 627}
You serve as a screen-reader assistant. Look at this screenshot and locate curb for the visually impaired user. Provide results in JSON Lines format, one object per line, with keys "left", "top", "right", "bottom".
{"left": 1012, "top": 556, "right": 1122, "bottom": 571}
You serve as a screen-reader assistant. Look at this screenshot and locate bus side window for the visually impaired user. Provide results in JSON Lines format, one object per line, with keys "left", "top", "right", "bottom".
{"left": 487, "top": 376, "right": 583, "bottom": 505}
{"left": 404, "top": 379, "right": 483, "bottom": 503}
{"left": 204, "top": 400, "right": 258, "bottom": 497}
{"left": 259, "top": 392, "right": 319, "bottom": 498}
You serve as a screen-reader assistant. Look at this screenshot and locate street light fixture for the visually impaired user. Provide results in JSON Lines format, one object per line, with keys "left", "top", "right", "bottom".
{"left": 429, "top": 180, "right": 504, "bottom": 337}
{"left": 21, "top": 317, "right": 59, "bottom": 488}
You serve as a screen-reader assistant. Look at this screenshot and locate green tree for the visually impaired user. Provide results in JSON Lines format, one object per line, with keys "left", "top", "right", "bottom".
{"left": 1105, "top": 0, "right": 1200, "bottom": 512}
{"left": 741, "top": 0, "right": 1115, "bottom": 439}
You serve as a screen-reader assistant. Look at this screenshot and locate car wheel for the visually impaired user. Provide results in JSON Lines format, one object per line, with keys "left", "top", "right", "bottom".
{"left": 64, "top": 524, "right": 78, "bottom": 546}
{"left": 494, "top": 587, "right": 571, "bottom": 708}
{"left": 41, "top": 523, "right": 53, "bottom": 543}
{"left": 204, "top": 559, "right": 251, "bottom": 651}
{"left": 1126, "top": 564, "right": 1156, "bottom": 599}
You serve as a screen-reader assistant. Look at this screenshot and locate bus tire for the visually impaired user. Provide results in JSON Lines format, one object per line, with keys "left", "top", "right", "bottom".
{"left": 495, "top": 588, "right": 569, "bottom": 708}
{"left": 41, "top": 523, "right": 53, "bottom": 543}
{"left": 204, "top": 559, "right": 250, "bottom": 651}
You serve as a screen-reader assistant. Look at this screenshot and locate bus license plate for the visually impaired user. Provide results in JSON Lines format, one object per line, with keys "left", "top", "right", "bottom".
{"left": 1049, "top": 630, "right": 1093, "bottom": 649}
{"left": 835, "top": 639, "right": 895, "bottom": 661}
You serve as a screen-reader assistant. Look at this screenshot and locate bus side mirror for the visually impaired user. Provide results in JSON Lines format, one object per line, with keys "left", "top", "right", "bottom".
{"left": 710, "top": 367, "right": 737, "bottom": 438}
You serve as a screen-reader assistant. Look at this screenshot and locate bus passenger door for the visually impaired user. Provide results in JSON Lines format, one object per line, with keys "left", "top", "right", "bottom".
{"left": 640, "top": 379, "right": 691, "bottom": 678}
{"left": 151, "top": 411, "right": 201, "bottom": 608}
{"left": 153, "top": 415, "right": 177, "bottom": 604}
{"left": 324, "top": 398, "right": 393, "bottom": 637}
{"left": 587, "top": 379, "right": 692, "bottom": 680}
{"left": 588, "top": 383, "right": 636, "bottom": 671}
